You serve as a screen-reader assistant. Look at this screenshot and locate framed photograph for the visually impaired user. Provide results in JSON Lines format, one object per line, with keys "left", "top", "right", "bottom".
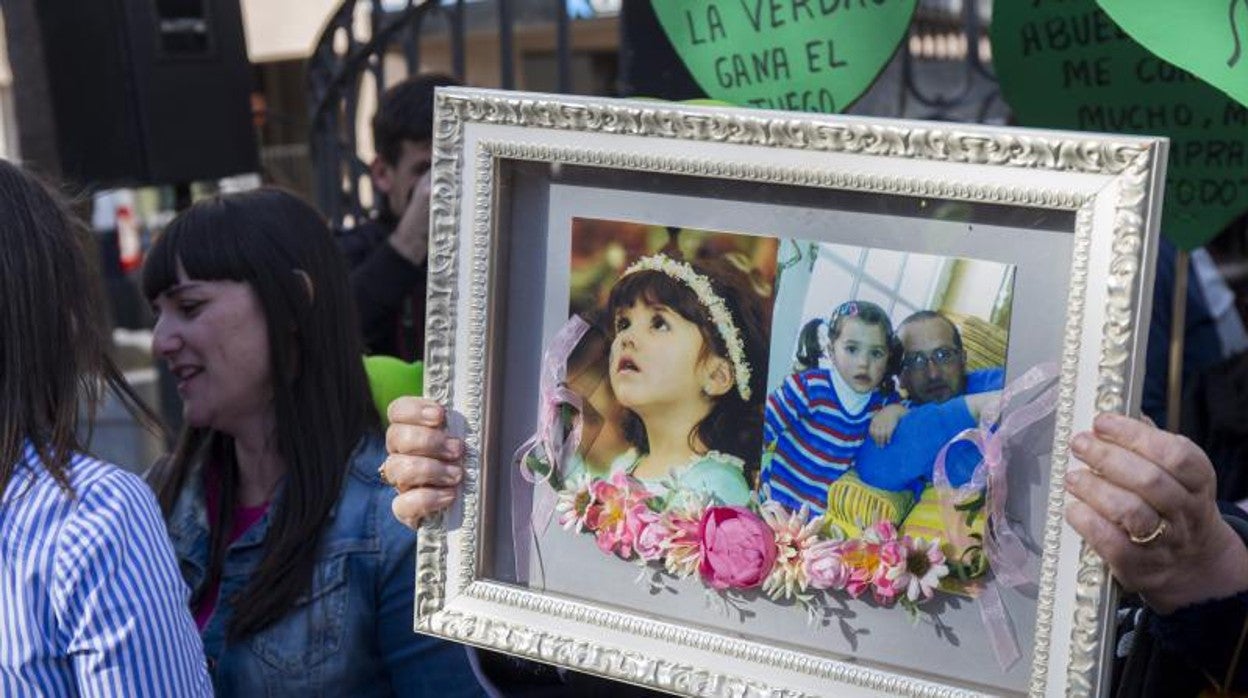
{"left": 416, "top": 87, "right": 1167, "bottom": 697}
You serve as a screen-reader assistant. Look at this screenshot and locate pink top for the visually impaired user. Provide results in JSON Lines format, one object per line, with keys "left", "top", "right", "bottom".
{"left": 193, "top": 463, "right": 270, "bottom": 630}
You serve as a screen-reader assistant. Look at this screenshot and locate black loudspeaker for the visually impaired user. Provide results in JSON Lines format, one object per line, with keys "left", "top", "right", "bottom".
{"left": 30, "top": 0, "right": 258, "bottom": 187}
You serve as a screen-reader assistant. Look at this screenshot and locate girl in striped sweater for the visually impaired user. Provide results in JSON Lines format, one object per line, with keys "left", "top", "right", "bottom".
{"left": 760, "top": 300, "right": 906, "bottom": 518}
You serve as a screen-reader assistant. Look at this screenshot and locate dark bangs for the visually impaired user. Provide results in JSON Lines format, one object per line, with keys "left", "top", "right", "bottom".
{"left": 142, "top": 195, "right": 295, "bottom": 299}
{"left": 606, "top": 270, "right": 721, "bottom": 354}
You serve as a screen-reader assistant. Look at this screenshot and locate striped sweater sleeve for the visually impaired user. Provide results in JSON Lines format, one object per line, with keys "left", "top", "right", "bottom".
{"left": 51, "top": 465, "right": 212, "bottom": 697}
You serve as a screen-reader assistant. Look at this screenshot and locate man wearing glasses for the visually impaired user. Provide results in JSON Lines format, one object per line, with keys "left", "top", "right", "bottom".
{"left": 895, "top": 310, "right": 1003, "bottom": 407}
{"left": 852, "top": 310, "right": 1003, "bottom": 494}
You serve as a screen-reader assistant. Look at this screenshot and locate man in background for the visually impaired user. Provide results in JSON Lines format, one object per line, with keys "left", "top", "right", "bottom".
{"left": 338, "top": 73, "right": 459, "bottom": 360}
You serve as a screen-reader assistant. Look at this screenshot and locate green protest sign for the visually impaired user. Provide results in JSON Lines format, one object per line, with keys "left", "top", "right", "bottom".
{"left": 650, "top": 0, "right": 917, "bottom": 113}
{"left": 991, "top": 0, "right": 1248, "bottom": 250}
{"left": 1097, "top": 0, "right": 1248, "bottom": 109}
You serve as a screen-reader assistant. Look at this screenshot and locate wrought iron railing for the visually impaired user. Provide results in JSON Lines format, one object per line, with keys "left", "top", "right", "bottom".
{"left": 307, "top": 0, "right": 1002, "bottom": 228}
{"left": 308, "top": 1, "right": 457, "bottom": 229}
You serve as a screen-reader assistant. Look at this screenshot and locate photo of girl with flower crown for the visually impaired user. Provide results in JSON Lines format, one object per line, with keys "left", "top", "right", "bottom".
{"left": 600, "top": 252, "right": 771, "bottom": 506}
{"left": 508, "top": 219, "right": 786, "bottom": 572}
{"left": 531, "top": 219, "right": 777, "bottom": 515}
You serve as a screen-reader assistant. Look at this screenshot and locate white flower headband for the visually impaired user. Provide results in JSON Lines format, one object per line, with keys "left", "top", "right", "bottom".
{"left": 620, "top": 254, "right": 753, "bottom": 401}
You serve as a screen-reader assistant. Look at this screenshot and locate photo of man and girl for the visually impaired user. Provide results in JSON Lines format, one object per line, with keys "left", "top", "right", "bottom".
{"left": 760, "top": 241, "right": 1014, "bottom": 581}
{"left": 528, "top": 219, "right": 1015, "bottom": 605}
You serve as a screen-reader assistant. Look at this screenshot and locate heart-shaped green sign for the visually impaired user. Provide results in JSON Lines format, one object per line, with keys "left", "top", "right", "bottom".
{"left": 1098, "top": 0, "right": 1248, "bottom": 109}
{"left": 992, "top": 0, "right": 1248, "bottom": 250}
{"left": 651, "top": 0, "right": 918, "bottom": 113}
{"left": 364, "top": 355, "right": 423, "bottom": 426}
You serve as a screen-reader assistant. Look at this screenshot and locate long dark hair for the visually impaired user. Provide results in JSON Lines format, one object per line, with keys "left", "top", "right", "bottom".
{"left": 606, "top": 255, "right": 769, "bottom": 481}
{"left": 0, "top": 160, "right": 161, "bottom": 498}
{"left": 142, "top": 187, "right": 377, "bottom": 640}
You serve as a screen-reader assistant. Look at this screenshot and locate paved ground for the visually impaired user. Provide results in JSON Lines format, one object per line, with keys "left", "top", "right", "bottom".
{"left": 87, "top": 328, "right": 169, "bottom": 474}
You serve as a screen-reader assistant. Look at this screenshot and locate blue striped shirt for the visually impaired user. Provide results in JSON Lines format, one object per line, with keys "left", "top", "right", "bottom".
{"left": 1, "top": 443, "right": 212, "bottom": 696}
{"left": 760, "top": 369, "right": 897, "bottom": 516}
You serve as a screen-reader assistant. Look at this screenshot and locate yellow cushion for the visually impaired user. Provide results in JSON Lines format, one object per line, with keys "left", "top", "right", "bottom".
{"left": 823, "top": 471, "right": 913, "bottom": 538}
{"left": 942, "top": 311, "right": 1008, "bottom": 371}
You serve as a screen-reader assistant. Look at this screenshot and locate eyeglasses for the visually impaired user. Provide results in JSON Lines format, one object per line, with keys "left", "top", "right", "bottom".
{"left": 900, "top": 347, "right": 963, "bottom": 373}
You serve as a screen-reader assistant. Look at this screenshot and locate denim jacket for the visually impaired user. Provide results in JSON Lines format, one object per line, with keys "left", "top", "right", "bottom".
{"left": 167, "top": 433, "right": 484, "bottom": 697}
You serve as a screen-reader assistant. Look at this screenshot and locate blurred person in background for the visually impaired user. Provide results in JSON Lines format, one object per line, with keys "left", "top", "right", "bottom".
{"left": 338, "top": 73, "right": 459, "bottom": 361}
{"left": 0, "top": 159, "right": 212, "bottom": 696}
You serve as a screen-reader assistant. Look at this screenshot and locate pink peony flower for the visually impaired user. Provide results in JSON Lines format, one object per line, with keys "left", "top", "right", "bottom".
{"left": 583, "top": 472, "right": 654, "bottom": 559}
{"left": 698, "top": 506, "right": 778, "bottom": 590}
{"left": 804, "top": 540, "right": 850, "bottom": 591}
{"left": 633, "top": 507, "right": 666, "bottom": 562}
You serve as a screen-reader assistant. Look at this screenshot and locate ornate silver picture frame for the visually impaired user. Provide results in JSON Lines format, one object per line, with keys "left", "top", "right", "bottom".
{"left": 416, "top": 86, "right": 1167, "bottom": 697}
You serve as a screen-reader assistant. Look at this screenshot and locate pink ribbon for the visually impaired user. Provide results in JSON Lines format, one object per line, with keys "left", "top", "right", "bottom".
{"left": 510, "top": 315, "right": 592, "bottom": 582}
{"left": 932, "top": 362, "right": 1060, "bottom": 669}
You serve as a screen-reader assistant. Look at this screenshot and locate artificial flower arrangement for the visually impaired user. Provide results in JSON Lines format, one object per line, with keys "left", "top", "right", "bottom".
{"left": 520, "top": 321, "right": 1052, "bottom": 671}
{"left": 551, "top": 469, "right": 965, "bottom": 616}
{"left": 515, "top": 311, "right": 1034, "bottom": 619}
{"left": 518, "top": 369, "right": 993, "bottom": 617}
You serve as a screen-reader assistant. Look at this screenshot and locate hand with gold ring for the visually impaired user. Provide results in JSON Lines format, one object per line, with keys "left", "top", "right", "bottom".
{"left": 377, "top": 462, "right": 397, "bottom": 490}
{"left": 380, "top": 396, "right": 466, "bottom": 530}
{"left": 1127, "top": 517, "right": 1168, "bottom": 545}
{"left": 1064, "top": 412, "right": 1248, "bottom": 614}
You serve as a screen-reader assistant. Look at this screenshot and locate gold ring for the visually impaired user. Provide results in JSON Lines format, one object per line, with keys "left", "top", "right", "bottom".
{"left": 377, "top": 463, "right": 395, "bottom": 489}
{"left": 1128, "top": 518, "right": 1167, "bottom": 545}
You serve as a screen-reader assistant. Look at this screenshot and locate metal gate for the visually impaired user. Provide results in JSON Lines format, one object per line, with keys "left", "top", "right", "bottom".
{"left": 306, "top": 0, "right": 1001, "bottom": 229}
